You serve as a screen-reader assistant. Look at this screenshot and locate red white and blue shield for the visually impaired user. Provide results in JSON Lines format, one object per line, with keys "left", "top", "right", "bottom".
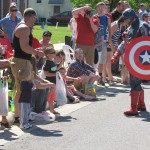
{"left": 124, "top": 36, "right": 150, "bottom": 80}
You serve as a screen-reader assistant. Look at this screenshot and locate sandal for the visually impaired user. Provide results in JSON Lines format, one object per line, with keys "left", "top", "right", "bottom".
{"left": 73, "top": 96, "right": 80, "bottom": 103}
{"left": 1, "top": 122, "right": 11, "bottom": 129}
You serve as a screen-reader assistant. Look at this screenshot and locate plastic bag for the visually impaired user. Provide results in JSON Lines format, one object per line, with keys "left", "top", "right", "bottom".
{"left": 56, "top": 72, "right": 67, "bottom": 106}
{"left": 85, "top": 83, "right": 96, "bottom": 97}
{"left": 39, "top": 65, "right": 46, "bottom": 79}
{"left": 29, "top": 111, "right": 55, "bottom": 122}
{"left": 0, "top": 79, "right": 8, "bottom": 115}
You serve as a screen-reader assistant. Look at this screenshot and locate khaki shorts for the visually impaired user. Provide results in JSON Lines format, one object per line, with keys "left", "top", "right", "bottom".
{"left": 73, "top": 80, "right": 82, "bottom": 91}
{"left": 76, "top": 43, "right": 94, "bottom": 66}
{"left": 10, "top": 57, "right": 32, "bottom": 95}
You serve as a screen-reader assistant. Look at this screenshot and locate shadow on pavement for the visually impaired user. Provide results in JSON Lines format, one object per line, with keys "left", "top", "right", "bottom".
{"left": 137, "top": 111, "right": 150, "bottom": 122}
{"left": 28, "top": 126, "right": 63, "bottom": 137}
{"left": 56, "top": 115, "right": 77, "bottom": 123}
{"left": 0, "top": 130, "right": 19, "bottom": 143}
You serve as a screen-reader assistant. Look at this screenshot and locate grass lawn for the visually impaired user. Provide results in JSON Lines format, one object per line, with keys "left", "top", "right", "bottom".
{"left": 32, "top": 25, "right": 71, "bottom": 44}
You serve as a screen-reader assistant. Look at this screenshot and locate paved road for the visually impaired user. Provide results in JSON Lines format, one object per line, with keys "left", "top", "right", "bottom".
{"left": 1, "top": 82, "right": 150, "bottom": 150}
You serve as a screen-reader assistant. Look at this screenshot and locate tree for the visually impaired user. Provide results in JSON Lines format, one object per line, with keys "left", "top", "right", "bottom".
{"left": 70, "top": 0, "right": 150, "bottom": 12}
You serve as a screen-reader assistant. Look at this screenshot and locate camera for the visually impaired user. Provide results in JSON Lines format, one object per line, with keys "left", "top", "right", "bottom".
{"left": 86, "top": 10, "right": 92, "bottom": 17}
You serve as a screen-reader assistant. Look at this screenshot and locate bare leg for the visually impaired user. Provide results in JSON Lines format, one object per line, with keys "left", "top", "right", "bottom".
{"left": 1, "top": 116, "right": 7, "bottom": 123}
{"left": 14, "top": 93, "right": 20, "bottom": 118}
{"left": 66, "top": 86, "right": 80, "bottom": 103}
{"left": 106, "top": 51, "right": 113, "bottom": 81}
{"left": 98, "top": 63, "right": 103, "bottom": 75}
{"left": 48, "top": 100, "right": 54, "bottom": 113}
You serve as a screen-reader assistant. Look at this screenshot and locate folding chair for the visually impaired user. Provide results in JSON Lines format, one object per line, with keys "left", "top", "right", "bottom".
{"left": 62, "top": 45, "right": 74, "bottom": 67}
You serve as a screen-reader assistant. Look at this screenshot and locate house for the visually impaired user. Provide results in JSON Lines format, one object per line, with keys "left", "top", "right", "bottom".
{"left": 29, "top": 0, "right": 73, "bottom": 22}
{"left": 0, "top": 0, "right": 73, "bottom": 21}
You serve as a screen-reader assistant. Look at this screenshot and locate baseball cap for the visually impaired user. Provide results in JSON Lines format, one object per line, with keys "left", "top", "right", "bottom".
{"left": 43, "top": 30, "right": 52, "bottom": 36}
{"left": 9, "top": 2, "right": 17, "bottom": 9}
{"left": 140, "top": 3, "right": 145, "bottom": 6}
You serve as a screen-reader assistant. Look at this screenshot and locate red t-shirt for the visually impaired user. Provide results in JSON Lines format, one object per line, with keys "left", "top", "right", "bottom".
{"left": 32, "top": 37, "right": 41, "bottom": 49}
{"left": 75, "top": 14, "right": 98, "bottom": 46}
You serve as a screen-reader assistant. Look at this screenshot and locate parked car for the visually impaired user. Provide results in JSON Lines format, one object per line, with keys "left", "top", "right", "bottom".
{"left": 47, "top": 11, "right": 72, "bottom": 25}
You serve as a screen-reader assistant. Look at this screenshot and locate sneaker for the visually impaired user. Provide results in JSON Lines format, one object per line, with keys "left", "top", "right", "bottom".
{"left": 108, "top": 80, "right": 116, "bottom": 86}
{"left": 14, "top": 117, "right": 20, "bottom": 124}
{"left": 20, "top": 123, "right": 32, "bottom": 130}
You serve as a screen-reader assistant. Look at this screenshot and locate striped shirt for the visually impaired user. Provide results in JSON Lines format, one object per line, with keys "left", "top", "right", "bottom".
{"left": 111, "top": 21, "right": 122, "bottom": 46}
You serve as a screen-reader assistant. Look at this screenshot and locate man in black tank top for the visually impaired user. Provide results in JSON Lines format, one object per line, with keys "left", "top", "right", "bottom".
{"left": 10, "top": 8, "right": 45, "bottom": 123}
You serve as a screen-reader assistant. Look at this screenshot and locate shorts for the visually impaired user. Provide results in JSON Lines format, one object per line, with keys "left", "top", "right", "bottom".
{"left": 99, "top": 42, "right": 107, "bottom": 64}
{"left": 76, "top": 43, "right": 94, "bottom": 66}
{"left": 47, "top": 88, "right": 56, "bottom": 102}
{"left": 10, "top": 57, "right": 32, "bottom": 95}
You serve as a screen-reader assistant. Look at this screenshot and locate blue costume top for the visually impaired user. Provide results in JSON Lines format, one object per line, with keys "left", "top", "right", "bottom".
{"left": 99, "top": 15, "right": 108, "bottom": 41}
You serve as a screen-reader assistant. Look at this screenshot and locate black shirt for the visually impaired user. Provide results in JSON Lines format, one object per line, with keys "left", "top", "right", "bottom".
{"left": 19, "top": 81, "right": 34, "bottom": 103}
{"left": 13, "top": 27, "right": 33, "bottom": 60}
{"left": 43, "top": 60, "right": 57, "bottom": 84}
{"left": 111, "top": 10, "right": 122, "bottom": 22}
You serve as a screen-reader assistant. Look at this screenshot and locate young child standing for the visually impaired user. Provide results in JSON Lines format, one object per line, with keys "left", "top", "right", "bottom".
{"left": 18, "top": 69, "right": 34, "bottom": 129}
{"left": 43, "top": 46, "right": 59, "bottom": 115}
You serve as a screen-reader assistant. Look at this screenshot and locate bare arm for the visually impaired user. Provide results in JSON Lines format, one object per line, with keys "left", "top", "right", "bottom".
{"left": 89, "top": 17, "right": 98, "bottom": 33}
{"left": 44, "top": 71, "right": 56, "bottom": 77}
{"left": 107, "top": 18, "right": 116, "bottom": 52}
{"left": 72, "top": 5, "right": 91, "bottom": 18}
{"left": 0, "top": 60, "right": 10, "bottom": 69}
{"left": 33, "top": 79, "right": 55, "bottom": 89}
{"left": 35, "top": 74, "right": 51, "bottom": 83}
{"left": 17, "top": 26, "right": 45, "bottom": 58}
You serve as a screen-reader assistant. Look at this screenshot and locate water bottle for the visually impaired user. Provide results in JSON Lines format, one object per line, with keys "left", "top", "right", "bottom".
{"left": 10, "top": 100, "right": 15, "bottom": 112}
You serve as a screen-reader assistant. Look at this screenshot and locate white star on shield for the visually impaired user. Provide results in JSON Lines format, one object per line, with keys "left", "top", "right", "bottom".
{"left": 139, "top": 51, "right": 150, "bottom": 64}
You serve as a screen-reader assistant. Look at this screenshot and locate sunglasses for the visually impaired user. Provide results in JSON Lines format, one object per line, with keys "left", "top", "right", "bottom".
{"left": 44, "top": 34, "right": 51, "bottom": 37}
{"left": 49, "top": 51, "right": 55, "bottom": 54}
{"left": 76, "top": 52, "right": 84, "bottom": 55}
{"left": 11, "top": 9, "right": 17, "bottom": 12}
{"left": 144, "top": 16, "right": 149, "bottom": 18}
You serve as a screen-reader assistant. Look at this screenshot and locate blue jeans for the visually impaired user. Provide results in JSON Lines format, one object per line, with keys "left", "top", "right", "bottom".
{"left": 130, "top": 74, "right": 142, "bottom": 91}
{"left": 31, "top": 89, "right": 48, "bottom": 113}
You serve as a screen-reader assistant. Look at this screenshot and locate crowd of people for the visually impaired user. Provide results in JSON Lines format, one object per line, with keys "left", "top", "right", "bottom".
{"left": 0, "top": 0, "right": 150, "bottom": 131}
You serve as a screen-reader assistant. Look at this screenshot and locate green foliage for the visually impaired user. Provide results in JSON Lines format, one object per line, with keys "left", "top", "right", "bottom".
{"left": 71, "top": 0, "right": 150, "bottom": 12}
{"left": 32, "top": 25, "right": 71, "bottom": 44}
{"left": 71, "top": 0, "right": 101, "bottom": 8}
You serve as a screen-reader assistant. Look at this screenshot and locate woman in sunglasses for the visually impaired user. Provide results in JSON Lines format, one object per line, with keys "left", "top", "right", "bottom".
{"left": 0, "top": 3, "right": 21, "bottom": 44}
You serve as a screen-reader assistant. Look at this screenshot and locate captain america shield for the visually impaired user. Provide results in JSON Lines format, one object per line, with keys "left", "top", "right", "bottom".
{"left": 124, "top": 36, "right": 150, "bottom": 80}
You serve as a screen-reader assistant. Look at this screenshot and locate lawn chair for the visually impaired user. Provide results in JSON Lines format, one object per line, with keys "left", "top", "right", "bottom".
{"left": 62, "top": 45, "right": 74, "bottom": 67}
